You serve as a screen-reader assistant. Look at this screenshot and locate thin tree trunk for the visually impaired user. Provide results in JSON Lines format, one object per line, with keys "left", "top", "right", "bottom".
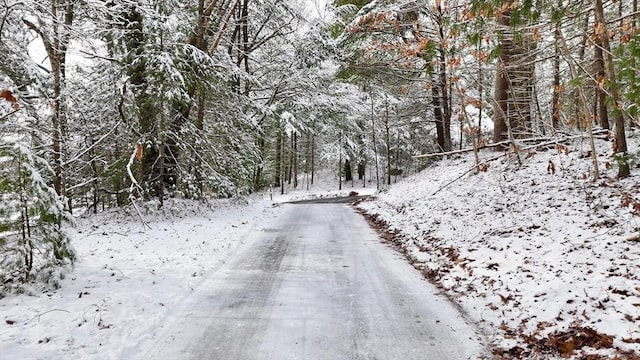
{"left": 274, "top": 131, "right": 282, "bottom": 187}
{"left": 552, "top": 12, "right": 561, "bottom": 129}
{"left": 594, "top": 0, "right": 630, "bottom": 178}
{"left": 304, "top": 131, "right": 310, "bottom": 190}
{"left": 435, "top": 3, "right": 451, "bottom": 151}
{"left": 293, "top": 132, "right": 298, "bottom": 189}
{"left": 338, "top": 148, "right": 342, "bottom": 191}
{"left": 281, "top": 130, "right": 285, "bottom": 195}
{"left": 573, "top": 4, "right": 590, "bottom": 130}
{"left": 594, "top": 37, "right": 610, "bottom": 129}
{"left": 24, "top": 0, "right": 74, "bottom": 205}
{"left": 369, "top": 86, "right": 380, "bottom": 190}
{"left": 311, "top": 128, "right": 316, "bottom": 186}
{"left": 558, "top": 28, "right": 600, "bottom": 180}
{"left": 195, "top": 91, "right": 206, "bottom": 196}
{"left": 209, "top": 0, "right": 241, "bottom": 55}
{"left": 384, "top": 95, "right": 391, "bottom": 186}
{"left": 493, "top": 9, "right": 511, "bottom": 144}
{"left": 631, "top": 0, "right": 639, "bottom": 128}
{"left": 157, "top": 109, "right": 167, "bottom": 207}
{"left": 432, "top": 69, "right": 447, "bottom": 152}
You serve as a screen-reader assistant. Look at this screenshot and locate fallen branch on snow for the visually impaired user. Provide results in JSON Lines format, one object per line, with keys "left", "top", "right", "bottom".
{"left": 431, "top": 131, "right": 611, "bottom": 195}
{"left": 413, "top": 130, "right": 611, "bottom": 159}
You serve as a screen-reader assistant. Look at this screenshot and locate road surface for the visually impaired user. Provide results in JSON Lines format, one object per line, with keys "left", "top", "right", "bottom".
{"left": 144, "top": 203, "right": 486, "bottom": 359}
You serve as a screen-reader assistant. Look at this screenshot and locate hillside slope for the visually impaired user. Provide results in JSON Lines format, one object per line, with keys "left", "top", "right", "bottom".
{"left": 357, "top": 133, "right": 640, "bottom": 359}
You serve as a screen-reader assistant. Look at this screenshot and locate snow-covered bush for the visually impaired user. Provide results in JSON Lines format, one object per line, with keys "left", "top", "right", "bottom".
{"left": 0, "top": 118, "right": 75, "bottom": 297}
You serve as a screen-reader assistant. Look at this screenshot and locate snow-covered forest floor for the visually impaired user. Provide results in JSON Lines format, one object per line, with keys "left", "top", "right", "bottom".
{"left": 2, "top": 133, "right": 640, "bottom": 360}
{"left": 0, "top": 181, "right": 373, "bottom": 359}
{"left": 357, "top": 132, "right": 640, "bottom": 359}
{"left": 0, "top": 196, "right": 281, "bottom": 359}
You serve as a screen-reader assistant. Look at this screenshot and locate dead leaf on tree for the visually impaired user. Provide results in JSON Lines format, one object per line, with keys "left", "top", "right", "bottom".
{"left": 556, "top": 144, "right": 570, "bottom": 155}
{"left": 0, "top": 89, "right": 19, "bottom": 110}
{"left": 135, "top": 143, "right": 143, "bottom": 161}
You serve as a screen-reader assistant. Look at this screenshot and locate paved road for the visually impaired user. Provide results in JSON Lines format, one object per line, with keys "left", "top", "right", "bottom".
{"left": 145, "top": 203, "right": 486, "bottom": 359}
{"left": 286, "top": 195, "right": 368, "bottom": 204}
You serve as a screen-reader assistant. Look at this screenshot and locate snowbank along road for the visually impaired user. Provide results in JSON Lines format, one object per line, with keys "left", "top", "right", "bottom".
{"left": 144, "top": 202, "right": 487, "bottom": 359}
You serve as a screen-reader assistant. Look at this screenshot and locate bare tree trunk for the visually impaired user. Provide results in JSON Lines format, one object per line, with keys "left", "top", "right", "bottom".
{"left": 384, "top": 96, "right": 391, "bottom": 186}
{"left": 338, "top": 137, "right": 342, "bottom": 191}
{"left": 631, "top": 0, "right": 639, "bottom": 128}
{"left": 196, "top": 91, "right": 206, "bottom": 196}
{"left": 492, "top": 8, "right": 535, "bottom": 143}
{"left": 157, "top": 108, "right": 167, "bottom": 207}
{"left": 280, "top": 130, "right": 285, "bottom": 195}
{"left": 594, "top": 37, "right": 609, "bottom": 129}
{"left": 557, "top": 25, "right": 600, "bottom": 180}
{"left": 369, "top": 86, "right": 380, "bottom": 190}
{"left": 274, "top": 131, "right": 282, "bottom": 187}
{"left": 311, "top": 126, "right": 316, "bottom": 186}
{"left": 304, "top": 131, "right": 310, "bottom": 190}
{"left": 594, "top": 0, "right": 630, "bottom": 178}
{"left": 573, "top": 4, "right": 590, "bottom": 130}
{"left": 293, "top": 132, "right": 298, "bottom": 189}
{"left": 24, "top": 0, "right": 74, "bottom": 207}
{"left": 477, "top": 53, "right": 484, "bottom": 144}
{"left": 433, "top": 73, "right": 447, "bottom": 151}
{"left": 552, "top": 12, "right": 562, "bottom": 129}
{"left": 493, "top": 10, "right": 511, "bottom": 144}
{"left": 287, "top": 134, "right": 293, "bottom": 185}
{"left": 435, "top": 3, "right": 451, "bottom": 152}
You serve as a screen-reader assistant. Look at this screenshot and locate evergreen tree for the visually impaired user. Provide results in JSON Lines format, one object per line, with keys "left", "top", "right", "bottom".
{"left": 0, "top": 97, "right": 74, "bottom": 296}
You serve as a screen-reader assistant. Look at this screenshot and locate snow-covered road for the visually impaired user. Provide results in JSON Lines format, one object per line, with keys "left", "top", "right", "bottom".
{"left": 144, "top": 203, "right": 487, "bottom": 359}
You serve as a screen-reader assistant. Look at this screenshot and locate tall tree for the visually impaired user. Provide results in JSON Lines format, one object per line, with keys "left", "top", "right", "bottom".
{"left": 491, "top": 2, "right": 536, "bottom": 143}
{"left": 594, "top": 0, "right": 630, "bottom": 178}
{"left": 23, "top": 0, "right": 76, "bottom": 206}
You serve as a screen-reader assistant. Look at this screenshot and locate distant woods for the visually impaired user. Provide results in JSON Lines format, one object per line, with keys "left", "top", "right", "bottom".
{"left": 334, "top": 0, "right": 640, "bottom": 180}
{"left": 1, "top": 0, "right": 639, "bottom": 210}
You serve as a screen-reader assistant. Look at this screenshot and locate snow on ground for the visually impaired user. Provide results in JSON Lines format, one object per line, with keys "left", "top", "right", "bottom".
{"left": 0, "top": 173, "right": 376, "bottom": 360}
{"left": 357, "top": 132, "right": 640, "bottom": 359}
{"left": 4, "top": 134, "right": 640, "bottom": 360}
{"left": 0, "top": 195, "right": 284, "bottom": 359}
{"left": 271, "top": 170, "right": 378, "bottom": 203}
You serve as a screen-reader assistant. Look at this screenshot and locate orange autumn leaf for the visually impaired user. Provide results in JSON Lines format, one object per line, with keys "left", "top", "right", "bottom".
{"left": 597, "top": 75, "right": 606, "bottom": 90}
{"left": 0, "top": 89, "right": 19, "bottom": 110}
{"left": 532, "top": 27, "right": 542, "bottom": 42}
{"left": 417, "top": 38, "right": 430, "bottom": 53}
{"left": 136, "top": 143, "right": 144, "bottom": 161}
{"left": 448, "top": 57, "right": 461, "bottom": 68}
{"left": 595, "top": 22, "right": 606, "bottom": 37}
{"left": 621, "top": 18, "right": 634, "bottom": 34}
{"left": 467, "top": 98, "right": 483, "bottom": 108}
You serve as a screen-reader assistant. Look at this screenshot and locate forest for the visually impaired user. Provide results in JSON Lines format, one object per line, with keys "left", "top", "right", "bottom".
{"left": 1, "top": 0, "right": 639, "bottom": 292}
